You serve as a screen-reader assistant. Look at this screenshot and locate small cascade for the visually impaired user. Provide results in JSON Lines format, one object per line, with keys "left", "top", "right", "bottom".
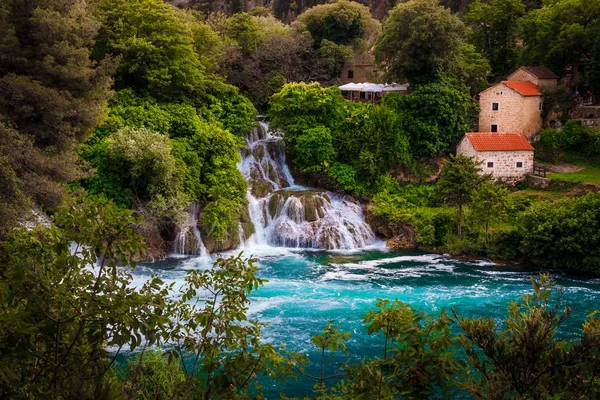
{"left": 173, "top": 203, "right": 208, "bottom": 256}
{"left": 239, "top": 122, "right": 376, "bottom": 250}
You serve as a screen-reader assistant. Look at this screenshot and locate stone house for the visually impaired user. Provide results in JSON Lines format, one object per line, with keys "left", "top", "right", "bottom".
{"left": 478, "top": 66, "right": 558, "bottom": 139}
{"left": 506, "top": 66, "right": 558, "bottom": 91}
{"left": 457, "top": 132, "right": 535, "bottom": 183}
{"left": 340, "top": 51, "right": 382, "bottom": 84}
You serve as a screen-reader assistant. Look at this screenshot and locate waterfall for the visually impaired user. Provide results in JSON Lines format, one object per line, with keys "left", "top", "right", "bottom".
{"left": 238, "top": 122, "right": 376, "bottom": 250}
{"left": 173, "top": 202, "right": 208, "bottom": 256}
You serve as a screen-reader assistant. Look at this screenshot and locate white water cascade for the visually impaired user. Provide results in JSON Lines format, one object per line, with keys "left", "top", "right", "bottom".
{"left": 173, "top": 202, "right": 208, "bottom": 256}
{"left": 238, "top": 121, "right": 376, "bottom": 250}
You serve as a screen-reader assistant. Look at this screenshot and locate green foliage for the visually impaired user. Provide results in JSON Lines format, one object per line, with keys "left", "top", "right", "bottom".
{"left": 170, "top": 253, "right": 297, "bottom": 398}
{"left": 521, "top": 0, "right": 600, "bottom": 91}
{"left": 316, "top": 39, "right": 354, "bottom": 80}
{"left": 470, "top": 179, "right": 509, "bottom": 243}
{"left": 269, "top": 82, "right": 414, "bottom": 194}
{"left": 436, "top": 155, "right": 484, "bottom": 238}
{"left": 518, "top": 192, "right": 600, "bottom": 272}
{"left": 0, "top": 195, "right": 173, "bottom": 398}
{"left": 87, "top": 127, "right": 187, "bottom": 226}
{"left": 269, "top": 82, "right": 345, "bottom": 142}
{"left": 351, "top": 300, "right": 458, "bottom": 399}
{"left": 455, "top": 274, "right": 600, "bottom": 398}
{"left": 295, "top": 127, "right": 337, "bottom": 172}
{"left": 295, "top": 1, "right": 380, "bottom": 49}
{"left": 0, "top": 0, "right": 115, "bottom": 215}
{"left": 94, "top": 0, "right": 207, "bottom": 101}
{"left": 534, "top": 121, "right": 600, "bottom": 162}
{"left": 374, "top": 0, "right": 465, "bottom": 84}
{"left": 121, "top": 351, "right": 186, "bottom": 399}
{"left": 384, "top": 80, "right": 478, "bottom": 158}
{"left": 464, "top": 0, "right": 526, "bottom": 80}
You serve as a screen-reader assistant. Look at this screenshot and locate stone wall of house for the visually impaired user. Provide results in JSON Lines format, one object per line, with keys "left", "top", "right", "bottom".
{"left": 479, "top": 83, "right": 543, "bottom": 139}
{"left": 457, "top": 139, "right": 534, "bottom": 183}
{"left": 340, "top": 64, "right": 380, "bottom": 84}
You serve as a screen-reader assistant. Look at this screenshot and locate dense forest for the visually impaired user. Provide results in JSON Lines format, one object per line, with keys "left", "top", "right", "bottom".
{"left": 2, "top": 0, "right": 600, "bottom": 398}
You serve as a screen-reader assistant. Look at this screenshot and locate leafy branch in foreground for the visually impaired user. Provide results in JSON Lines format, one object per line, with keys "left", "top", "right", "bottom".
{"left": 0, "top": 194, "right": 175, "bottom": 398}
{"left": 454, "top": 274, "right": 600, "bottom": 399}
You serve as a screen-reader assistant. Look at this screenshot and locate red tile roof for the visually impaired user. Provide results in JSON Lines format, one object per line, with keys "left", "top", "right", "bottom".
{"left": 465, "top": 133, "right": 535, "bottom": 151}
{"left": 502, "top": 81, "right": 541, "bottom": 96}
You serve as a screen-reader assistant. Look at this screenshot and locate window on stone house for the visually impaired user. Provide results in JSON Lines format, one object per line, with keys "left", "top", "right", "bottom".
{"left": 516, "top": 162, "right": 523, "bottom": 168}
{"left": 487, "top": 162, "right": 494, "bottom": 168}
{"left": 492, "top": 102, "right": 499, "bottom": 111}
{"left": 539, "top": 102, "right": 543, "bottom": 111}
{"left": 348, "top": 70, "right": 354, "bottom": 79}
{"left": 491, "top": 124, "right": 498, "bottom": 132}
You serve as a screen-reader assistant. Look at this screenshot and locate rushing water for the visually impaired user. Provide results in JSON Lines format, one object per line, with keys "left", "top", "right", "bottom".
{"left": 135, "top": 248, "right": 600, "bottom": 398}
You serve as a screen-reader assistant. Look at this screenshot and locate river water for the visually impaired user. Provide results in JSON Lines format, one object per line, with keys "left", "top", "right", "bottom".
{"left": 135, "top": 247, "right": 600, "bottom": 398}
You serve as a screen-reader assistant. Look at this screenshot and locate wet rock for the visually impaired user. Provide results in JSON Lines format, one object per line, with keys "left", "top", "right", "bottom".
{"left": 200, "top": 226, "right": 241, "bottom": 254}
{"left": 251, "top": 179, "right": 274, "bottom": 198}
{"left": 386, "top": 230, "right": 417, "bottom": 250}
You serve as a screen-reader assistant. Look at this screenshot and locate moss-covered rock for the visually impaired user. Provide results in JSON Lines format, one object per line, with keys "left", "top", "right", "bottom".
{"left": 251, "top": 179, "right": 274, "bottom": 198}
{"left": 364, "top": 204, "right": 417, "bottom": 249}
{"left": 200, "top": 224, "right": 241, "bottom": 253}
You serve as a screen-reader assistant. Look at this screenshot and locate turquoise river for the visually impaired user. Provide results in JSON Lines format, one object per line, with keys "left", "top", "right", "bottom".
{"left": 134, "top": 246, "right": 600, "bottom": 398}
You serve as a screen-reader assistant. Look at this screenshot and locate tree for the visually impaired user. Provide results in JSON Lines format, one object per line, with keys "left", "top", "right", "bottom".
{"left": 374, "top": 0, "right": 465, "bottom": 84}
{"left": 268, "top": 82, "right": 345, "bottom": 144}
{"left": 469, "top": 179, "right": 509, "bottom": 244}
{"left": 455, "top": 274, "right": 600, "bottom": 398}
{"left": 518, "top": 192, "right": 600, "bottom": 273}
{"left": 520, "top": 0, "right": 600, "bottom": 88}
{"left": 94, "top": 0, "right": 207, "bottom": 101}
{"left": 436, "top": 155, "right": 482, "bottom": 239}
{"left": 294, "top": 0, "right": 380, "bottom": 49}
{"left": 464, "top": 0, "right": 526, "bottom": 80}
{"left": 384, "top": 80, "right": 479, "bottom": 158}
{"left": 0, "top": 0, "right": 114, "bottom": 216}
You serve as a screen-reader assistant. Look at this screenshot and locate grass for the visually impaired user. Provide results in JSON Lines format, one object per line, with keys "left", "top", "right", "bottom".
{"left": 546, "top": 153, "right": 600, "bottom": 185}
{"left": 511, "top": 189, "right": 569, "bottom": 201}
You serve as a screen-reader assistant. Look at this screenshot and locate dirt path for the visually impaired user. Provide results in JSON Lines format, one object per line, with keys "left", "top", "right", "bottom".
{"left": 546, "top": 163, "right": 585, "bottom": 173}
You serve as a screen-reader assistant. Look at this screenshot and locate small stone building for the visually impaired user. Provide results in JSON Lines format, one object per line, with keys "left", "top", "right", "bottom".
{"left": 506, "top": 66, "right": 558, "bottom": 91}
{"left": 340, "top": 52, "right": 382, "bottom": 84}
{"left": 478, "top": 66, "right": 558, "bottom": 139}
{"left": 457, "top": 132, "right": 535, "bottom": 183}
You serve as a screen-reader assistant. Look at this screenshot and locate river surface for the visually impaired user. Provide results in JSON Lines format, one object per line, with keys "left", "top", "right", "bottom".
{"left": 135, "top": 246, "right": 600, "bottom": 398}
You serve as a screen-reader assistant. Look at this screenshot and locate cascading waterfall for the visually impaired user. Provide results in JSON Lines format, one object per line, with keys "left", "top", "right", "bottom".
{"left": 173, "top": 202, "right": 208, "bottom": 256}
{"left": 238, "top": 121, "right": 376, "bottom": 250}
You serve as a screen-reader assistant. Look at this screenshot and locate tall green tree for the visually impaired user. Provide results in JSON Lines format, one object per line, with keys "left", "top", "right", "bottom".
{"left": 94, "top": 0, "right": 207, "bottom": 101}
{"left": 374, "top": 0, "right": 465, "bottom": 84}
{"left": 464, "top": 0, "right": 526, "bottom": 80}
{"left": 294, "top": 0, "right": 381, "bottom": 49}
{"left": 520, "top": 0, "right": 600, "bottom": 90}
{"left": 0, "top": 0, "right": 115, "bottom": 222}
{"left": 383, "top": 80, "right": 479, "bottom": 158}
{"left": 436, "top": 155, "right": 482, "bottom": 239}
{"left": 469, "top": 179, "right": 509, "bottom": 244}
